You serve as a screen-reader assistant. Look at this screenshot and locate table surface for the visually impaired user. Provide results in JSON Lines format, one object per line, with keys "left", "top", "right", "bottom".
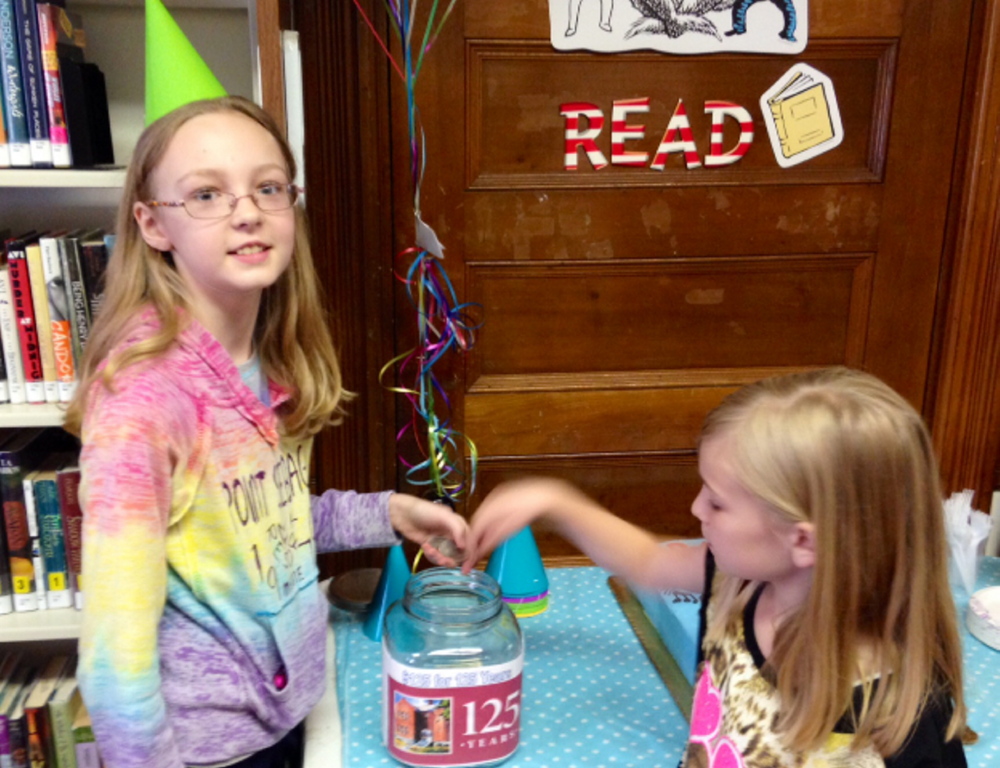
{"left": 330, "top": 561, "right": 1000, "bottom": 768}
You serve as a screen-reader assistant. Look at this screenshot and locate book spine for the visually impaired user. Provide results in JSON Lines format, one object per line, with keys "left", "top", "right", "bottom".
{"left": 78, "top": 240, "right": 107, "bottom": 324}
{"left": 55, "top": 470, "right": 80, "bottom": 610}
{"left": 57, "top": 238, "right": 88, "bottom": 370}
{"left": 25, "top": 243, "right": 58, "bottom": 404}
{"left": 0, "top": 456, "right": 35, "bottom": 613}
{"left": 6, "top": 243, "right": 44, "bottom": 404}
{"left": 0, "top": 0, "right": 30, "bottom": 167}
{"left": 11, "top": 0, "right": 51, "bottom": 167}
{"left": 0, "top": 712, "right": 10, "bottom": 768}
{"left": 0, "top": 474, "right": 12, "bottom": 615}
{"left": 8, "top": 710, "right": 26, "bottom": 768}
{"left": 0, "top": 95, "right": 9, "bottom": 167}
{"left": 0, "top": 320, "right": 8, "bottom": 403}
{"left": 39, "top": 238, "right": 74, "bottom": 402}
{"left": 47, "top": 701, "right": 74, "bottom": 768}
{"left": 22, "top": 476, "right": 44, "bottom": 611}
{"left": 34, "top": 4, "right": 69, "bottom": 167}
{"left": 23, "top": 706, "right": 45, "bottom": 768}
{"left": 0, "top": 267, "right": 26, "bottom": 405}
{"left": 35, "top": 477, "right": 70, "bottom": 609}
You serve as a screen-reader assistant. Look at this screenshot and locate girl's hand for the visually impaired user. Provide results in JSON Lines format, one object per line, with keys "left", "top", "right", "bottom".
{"left": 388, "top": 494, "right": 470, "bottom": 567}
{"left": 461, "top": 478, "right": 580, "bottom": 572}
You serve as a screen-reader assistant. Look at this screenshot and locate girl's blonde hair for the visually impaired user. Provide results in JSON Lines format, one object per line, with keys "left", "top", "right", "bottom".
{"left": 701, "top": 367, "right": 965, "bottom": 755}
{"left": 63, "top": 96, "right": 348, "bottom": 440}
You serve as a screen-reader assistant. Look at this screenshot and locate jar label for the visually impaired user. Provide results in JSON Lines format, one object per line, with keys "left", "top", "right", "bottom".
{"left": 383, "top": 649, "right": 524, "bottom": 766}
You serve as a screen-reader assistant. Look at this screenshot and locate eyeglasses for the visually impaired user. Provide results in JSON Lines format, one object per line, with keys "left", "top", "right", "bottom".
{"left": 145, "top": 183, "right": 304, "bottom": 220}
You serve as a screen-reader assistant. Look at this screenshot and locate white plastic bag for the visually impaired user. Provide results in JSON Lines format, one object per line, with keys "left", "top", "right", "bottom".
{"left": 944, "top": 490, "right": 993, "bottom": 598}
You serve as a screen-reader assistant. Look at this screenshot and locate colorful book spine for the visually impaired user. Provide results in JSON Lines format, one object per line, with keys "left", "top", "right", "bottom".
{"left": 78, "top": 233, "right": 108, "bottom": 324}
{"left": 24, "top": 239, "right": 59, "bottom": 404}
{"left": 0, "top": 94, "right": 9, "bottom": 167}
{"left": 0, "top": 663, "right": 36, "bottom": 768}
{"left": 11, "top": 0, "right": 51, "bottom": 167}
{"left": 38, "top": 235, "right": 75, "bottom": 402}
{"left": 5, "top": 236, "right": 45, "bottom": 404}
{"left": 0, "top": 265, "right": 26, "bottom": 406}
{"left": 0, "top": 0, "right": 30, "bottom": 167}
{"left": 45, "top": 664, "right": 79, "bottom": 768}
{"left": 57, "top": 234, "right": 89, "bottom": 370}
{"left": 55, "top": 466, "right": 81, "bottom": 610}
{"left": 22, "top": 472, "right": 44, "bottom": 611}
{"left": 0, "top": 430, "right": 41, "bottom": 613}
{"left": 33, "top": 3, "right": 69, "bottom": 167}
{"left": 33, "top": 467, "right": 71, "bottom": 610}
{"left": 23, "top": 655, "right": 70, "bottom": 768}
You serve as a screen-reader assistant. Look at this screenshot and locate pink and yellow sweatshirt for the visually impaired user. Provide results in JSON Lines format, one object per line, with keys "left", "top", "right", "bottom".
{"left": 77, "top": 314, "right": 400, "bottom": 767}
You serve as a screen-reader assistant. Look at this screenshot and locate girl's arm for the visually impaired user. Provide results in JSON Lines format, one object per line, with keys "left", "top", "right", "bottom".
{"left": 311, "top": 490, "right": 468, "bottom": 566}
{"left": 77, "top": 379, "right": 184, "bottom": 768}
{"left": 463, "top": 477, "right": 706, "bottom": 594}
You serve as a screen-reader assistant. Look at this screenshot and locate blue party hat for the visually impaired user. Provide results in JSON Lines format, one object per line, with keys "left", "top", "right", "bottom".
{"left": 363, "top": 544, "right": 412, "bottom": 641}
{"left": 486, "top": 526, "right": 550, "bottom": 617}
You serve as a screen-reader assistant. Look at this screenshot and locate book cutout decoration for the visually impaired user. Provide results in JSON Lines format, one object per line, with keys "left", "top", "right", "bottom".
{"left": 760, "top": 62, "right": 843, "bottom": 168}
{"left": 549, "top": 0, "right": 807, "bottom": 55}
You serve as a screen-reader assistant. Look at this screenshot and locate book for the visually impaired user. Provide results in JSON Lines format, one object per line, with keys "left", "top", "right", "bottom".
{"left": 11, "top": 0, "right": 52, "bottom": 167}
{"left": 44, "top": 660, "right": 78, "bottom": 768}
{"left": 0, "top": 662, "right": 37, "bottom": 768}
{"left": 0, "top": 229, "right": 8, "bottom": 404}
{"left": 0, "top": 95, "right": 8, "bottom": 166}
{"left": 0, "top": 429, "right": 75, "bottom": 613}
{"left": 0, "top": 262, "right": 27, "bottom": 406}
{"left": 766, "top": 70, "right": 835, "bottom": 159}
{"left": 79, "top": 62, "right": 112, "bottom": 166}
{"left": 25, "top": 238, "right": 60, "bottom": 404}
{"left": 56, "top": 233, "right": 88, "bottom": 370}
{"left": 30, "top": 455, "right": 72, "bottom": 610}
{"left": 70, "top": 705, "right": 97, "bottom": 768}
{"left": 77, "top": 232, "right": 107, "bottom": 324}
{"left": 23, "top": 655, "right": 71, "bottom": 768}
{"left": 55, "top": 465, "right": 80, "bottom": 610}
{"left": 0, "top": 651, "right": 24, "bottom": 761}
{"left": 21, "top": 464, "right": 45, "bottom": 611}
{"left": 0, "top": 429, "right": 45, "bottom": 613}
{"left": 34, "top": 2, "right": 70, "bottom": 167}
{"left": 0, "top": 438, "right": 15, "bottom": 617}
{"left": 39, "top": 233, "right": 75, "bottom": 402}
{"left": 5, "top": 232, "right": 45, "bottom": 404}
{"left": 0, "top": 0, "right": 31, "bottom": 167}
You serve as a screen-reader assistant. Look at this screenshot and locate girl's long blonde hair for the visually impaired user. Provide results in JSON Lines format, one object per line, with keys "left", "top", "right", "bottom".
{"left": 63, "top": 96, "right": 348, "bottom": 440}
{"left": 702, "top": 367, "right": 965, "bottom": 755}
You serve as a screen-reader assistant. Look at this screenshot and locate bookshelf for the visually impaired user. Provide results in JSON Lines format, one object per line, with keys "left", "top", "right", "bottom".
{"left": 0, "top": 0, "right": 267, "bottom": 646}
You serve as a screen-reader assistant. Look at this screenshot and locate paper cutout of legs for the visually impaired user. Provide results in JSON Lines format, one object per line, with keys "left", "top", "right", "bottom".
{"left": 363, "top": 544, "right": 411, "bottom": 641}
{"left": 566, "top": 0, "right": 614, "bottom": 36}
{"left": 486, "top": 527, "right": 550, "bottom": 617}
{"left": 728, "top": 0, "right": 797, "bottom": 42}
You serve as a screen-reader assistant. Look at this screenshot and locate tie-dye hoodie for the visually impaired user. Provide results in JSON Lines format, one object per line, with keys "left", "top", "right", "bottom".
{"left": 77, "top": 313, "right": 400, "bottom": 767}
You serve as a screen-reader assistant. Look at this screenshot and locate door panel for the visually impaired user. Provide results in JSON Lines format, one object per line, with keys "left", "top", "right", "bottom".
{"left": 388, "top": 0, "right": 974, "bottom": 556}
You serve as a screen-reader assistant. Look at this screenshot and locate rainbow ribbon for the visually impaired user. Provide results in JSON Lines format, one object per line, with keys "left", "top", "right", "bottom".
{"left": 354, "top": 0, "right": 479, "bottom": 505}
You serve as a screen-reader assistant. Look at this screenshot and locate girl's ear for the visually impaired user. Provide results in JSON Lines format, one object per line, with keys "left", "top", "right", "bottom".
{"left": 134, "top": 202, "right": 174, "bottom": 253}
{"left": 789, "top": 522, "right": 816, "bottom": 569}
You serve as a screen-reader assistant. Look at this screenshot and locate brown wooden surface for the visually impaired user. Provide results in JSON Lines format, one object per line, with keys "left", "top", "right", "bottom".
{"left": 289, "top": 0, "right": 1000, "bottom": 570}
{"left": 928, "top": 0, "right": 1000, "bottom": 509}
{"left": 387, "top": 0, "right": 977, "bottom": 545}
{"left": 256, "top": 0, "right": 286, "bottom": 131}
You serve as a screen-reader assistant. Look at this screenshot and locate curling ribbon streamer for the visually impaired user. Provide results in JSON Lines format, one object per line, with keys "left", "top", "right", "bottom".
{"left": 354, "top": 0, "right": 479, "bottom": 505}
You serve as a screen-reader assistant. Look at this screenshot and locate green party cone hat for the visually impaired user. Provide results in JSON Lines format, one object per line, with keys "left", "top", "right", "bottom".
{"left": 145, "top": 0, "right": 227, "bottom": 124}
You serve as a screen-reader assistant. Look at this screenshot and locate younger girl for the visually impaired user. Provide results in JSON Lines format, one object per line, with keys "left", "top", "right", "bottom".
{"left": 463, "top": 367, "right": 968, "bottom": 767}
{"left": 64, "top": 96, "right": 467, "bottom": 768}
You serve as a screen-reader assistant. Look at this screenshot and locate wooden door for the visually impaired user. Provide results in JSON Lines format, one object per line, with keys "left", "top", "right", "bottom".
{"left": 296, "top": 0, "right": 980, "bottom": 566}
{"left": 377, "top": 0, "right": 977, "bottom": 559}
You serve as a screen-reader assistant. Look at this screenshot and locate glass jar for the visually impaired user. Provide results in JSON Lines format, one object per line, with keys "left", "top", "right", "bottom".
{"left": 383, "top": 567, "right": 524, "bottom": 767}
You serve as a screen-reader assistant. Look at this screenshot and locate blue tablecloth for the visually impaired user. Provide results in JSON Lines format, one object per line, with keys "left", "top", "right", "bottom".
{"left": 332, "top": 562, "right": 1000, "bottom": 768}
